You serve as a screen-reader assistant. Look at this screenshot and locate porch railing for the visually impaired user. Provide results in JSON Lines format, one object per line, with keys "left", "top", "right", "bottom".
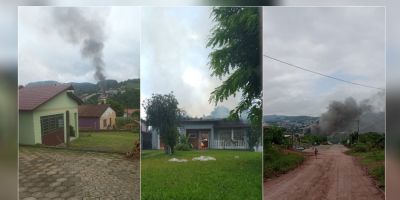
{"left": 211, "top": 139, "right": 248, "bottom": 149}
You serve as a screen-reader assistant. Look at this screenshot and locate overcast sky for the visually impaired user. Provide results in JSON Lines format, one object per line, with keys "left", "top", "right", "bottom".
{"left": 263, "top": 7, "right": 385, "bottom": 116}
{"left": 141, "top": 7, "right": 239, "bottom": 118}
{"left": 18, "top": 7, "right": 140, "bottom": 85}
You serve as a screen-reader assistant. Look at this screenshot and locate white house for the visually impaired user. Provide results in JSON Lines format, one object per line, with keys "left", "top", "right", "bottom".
{"left": 143, "top": 119, "right": 262, "bottom": 151}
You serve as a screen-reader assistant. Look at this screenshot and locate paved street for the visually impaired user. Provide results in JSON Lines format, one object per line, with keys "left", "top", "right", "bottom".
{"left": 19, "top": 147, "right": 139, "bottom": 200}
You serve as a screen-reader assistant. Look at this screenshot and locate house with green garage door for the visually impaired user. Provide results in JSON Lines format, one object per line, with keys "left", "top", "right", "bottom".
{"left": 19, "top": 84, "right": 82, "bottom": 146}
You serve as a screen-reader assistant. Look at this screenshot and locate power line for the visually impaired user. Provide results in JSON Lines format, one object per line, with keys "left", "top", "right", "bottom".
{"left": 263, "top": 55, "right": 385, "bottom": 91}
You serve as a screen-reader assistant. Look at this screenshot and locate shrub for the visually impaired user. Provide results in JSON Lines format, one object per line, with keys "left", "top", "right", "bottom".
{"left": 116, "top": 117, "right": 139, "bottom": 132}
{"left": 268, "top": 126, "right": 286, "bottom": 145}
{"left": 263, "top": 145, "right": 304, "bottom": 178}
{"left": 353, "top": 143, "right": 368, "bottom": 152}
{"left": 175, "top": 143, "right": 192, "bottom": 151}
{"left": 358, "top": 132, "right": 385, "bottom": 150}
{"left": 175, "top": 134, "right": 192, "bottom": 151}
{"left": 371, "top": 164, "right": 385, "bottom": 188}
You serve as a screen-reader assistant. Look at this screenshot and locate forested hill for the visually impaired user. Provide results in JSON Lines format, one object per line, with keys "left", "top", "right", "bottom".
{"left": 263, "top": 115, "right": 319, "bottom": 123}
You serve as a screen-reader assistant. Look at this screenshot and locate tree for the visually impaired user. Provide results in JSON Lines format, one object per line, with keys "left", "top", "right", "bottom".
{"left": 111, "top": 88, "right": 140, "bottom": 109}
{"left": 107, "top": 99, "right": 124, "bottom": 117}
{"left": 131, "top": 110, "right": 140, "bottom": 121}
{"left": 265, "top": 126, "right": 286, "bottom": 145}
{"left": 207, "top": 7, "right": 262, "bottom": 150}
{"left": 143, "top": 93, "right": 181, "bottom": 154}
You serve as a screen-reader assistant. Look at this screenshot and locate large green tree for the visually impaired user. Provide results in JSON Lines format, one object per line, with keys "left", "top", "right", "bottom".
{"left": 107, "top": 99, "right": 124, "bottom": 117}
{"left": 264, "top": 125, "right": 286, "bottom": 146}
{"left": 143, "top": 93, "right": 181, "bottom": 154}
{"left": 207, "top": 7, "right": 262, "bottom": 150}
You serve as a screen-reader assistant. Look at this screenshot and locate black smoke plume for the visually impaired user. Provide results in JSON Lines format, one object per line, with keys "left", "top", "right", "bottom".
{"left": 51, "top": 8, "right": 107, "bottom": 82}
{"left": 319, "top": 97, "right": 371, "bottom": 134}
{"left": 318, "top": 92, "right": 385, "bottom": 135}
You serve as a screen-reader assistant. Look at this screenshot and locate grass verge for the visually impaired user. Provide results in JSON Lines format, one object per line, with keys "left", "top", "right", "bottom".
{"left": 141, "top": 150, "right": 262, "bottom": 200}
{"left": 70, "top": 131, "right": 139, "bottom": 153}
{"left": 347, "top": 150, "right": 385, "bottom": 189}
{"left": 264, "top": 145, "right": 305, "bottom": 178}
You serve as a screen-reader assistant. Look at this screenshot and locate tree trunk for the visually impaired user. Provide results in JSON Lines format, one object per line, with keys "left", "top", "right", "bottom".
{"left": 164, "top": 145, "right": 171, "bottom": 155}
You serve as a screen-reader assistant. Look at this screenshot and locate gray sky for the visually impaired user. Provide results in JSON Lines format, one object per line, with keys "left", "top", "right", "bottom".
{"left": 18, "top": 7, "right": 140, "bottom": 85}
{"left": 140, "top": 7, "right": 239, "bottom": 118}
{"left": 263, "top": 7, "right": 385, "bottom": 116}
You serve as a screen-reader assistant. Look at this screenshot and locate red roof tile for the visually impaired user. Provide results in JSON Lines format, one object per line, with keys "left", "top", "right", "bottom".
{"left": 19, "top": 84, "right": 76, "bottom": 111}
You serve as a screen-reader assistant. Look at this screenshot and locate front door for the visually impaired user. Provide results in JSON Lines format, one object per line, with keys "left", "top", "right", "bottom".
{"left": 187, "top": 129, "right": 210, "bottom": 150}
{"left": 199, "top": 131, "right": 209, "bottom": 149}
{"left": 187, "top": 130, "right": 199, "bottom": 149}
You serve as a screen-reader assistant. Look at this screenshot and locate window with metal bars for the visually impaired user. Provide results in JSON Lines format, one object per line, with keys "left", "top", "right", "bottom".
{"left": 40, "top": 114, "right": 64, "bottom": 136}
{"left": 232, "top": 129, "right": 245, "bottom": 141}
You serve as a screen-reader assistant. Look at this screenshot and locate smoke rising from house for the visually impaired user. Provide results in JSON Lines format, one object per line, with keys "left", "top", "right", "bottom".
{"left": 51, "top": 8, "right": 107, "bottom": 82}
{"left": 317, "top": 92, "right": 385, "bottom": 135}
{"left": 206, "top": 106, "right": 230, "bottom": 119}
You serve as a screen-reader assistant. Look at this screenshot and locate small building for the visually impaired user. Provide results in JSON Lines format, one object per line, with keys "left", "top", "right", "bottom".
{"left": 146, "top": 119, "right": 258, "bottom": 150}
{"left": 140, "top": 119, "right": 152, "bottom": 150}
{"left": 19, "top": 84, "right": 82, "bottom": 146}
{"left": 78, "top": 104, "right": 116, "bottom": 130}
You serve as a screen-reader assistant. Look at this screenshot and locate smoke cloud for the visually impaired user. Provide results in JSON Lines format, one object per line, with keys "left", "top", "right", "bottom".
{"left": 51, "top": 8, "right": 107, "bottom": 81}
{"left": 319, "top": 97, "right": 370, "bottom": 134}
{"left": 206, "top": 106, "right": 230, "bottom": 119}
{"left": 318, "top": 92, "right": 385, "bottom": 135}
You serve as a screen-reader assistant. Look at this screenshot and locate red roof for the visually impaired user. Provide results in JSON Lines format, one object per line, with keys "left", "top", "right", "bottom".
{"left": 19, "top": 84, "right": 77, "bottom": 111}
{"left": 78, "top": 104, "right": 114, "bottom": 118}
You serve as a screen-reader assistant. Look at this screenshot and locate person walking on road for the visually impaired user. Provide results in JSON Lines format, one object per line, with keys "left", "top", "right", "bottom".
{"left": 314, "top": 146, "right": 318, "bottom": 159}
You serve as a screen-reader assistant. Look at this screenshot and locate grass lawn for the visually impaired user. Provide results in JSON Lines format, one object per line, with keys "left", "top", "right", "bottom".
{"left": 264, "top": 145, "right": 305, "bottom": 178}
{"left": 70, "top": 131, "right": 139, "bottom": 153}
{"left": 141, "top": 150, "right": 262, "bottom": 200}
{"left": 348, "top": 150, "right": 385, "bottom": 188}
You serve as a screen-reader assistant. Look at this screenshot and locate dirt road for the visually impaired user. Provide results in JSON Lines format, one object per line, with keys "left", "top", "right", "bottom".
{"left": 264, "top": 144, "right": 383, "bottom": 200}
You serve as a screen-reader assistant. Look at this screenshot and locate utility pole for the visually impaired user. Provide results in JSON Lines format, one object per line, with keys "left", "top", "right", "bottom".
{"left": 356, "top": 119, "right": 360, "bottom": 143}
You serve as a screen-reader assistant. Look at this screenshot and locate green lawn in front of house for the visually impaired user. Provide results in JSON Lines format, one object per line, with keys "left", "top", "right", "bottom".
{"left": 70, "top": 131, "right": 138, "bottom": 153}
{"left": 141, "top": 149, "right": 262, "bottom": 200}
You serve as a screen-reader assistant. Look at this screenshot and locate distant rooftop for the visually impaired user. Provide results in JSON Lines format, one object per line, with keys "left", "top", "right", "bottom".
{"left": 180, "top": 119, "right": 250, "bottom": 128}
{"left": 78, "top": 104, "right": 113, "bottom": 118}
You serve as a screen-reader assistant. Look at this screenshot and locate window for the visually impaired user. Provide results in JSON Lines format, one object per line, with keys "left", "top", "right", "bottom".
{"left": 215, "top": 129, "right": 231, "bottom": 140}
{"left": 40, "top": 114, "right": 64, "bottom": 136}
{"left": 233, "top": 129, "right": 245, "bottom": 141}
{"left": 103, "top": 119, "right": 107, "bottom": 127}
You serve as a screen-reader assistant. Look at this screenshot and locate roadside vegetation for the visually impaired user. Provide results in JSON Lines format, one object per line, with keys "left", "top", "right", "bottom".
{"left": 264, "top": 126, "right": 305, "bottom": 178}
{"left": 70, "top": 131, "right": 139, "bottom": 153}
{"left": 115, "top": 116, "right": 140, "bottom": 132}
{"left": 264, "top": 145, "right": 304, "bottom": 178}
{"left": 345, "top": 132, "right": 385, "bottom": 189}
{"left": 141, "top": 150, "right": 262, "bottom": 200}
{"left": 302, "top": 134, "right": 328, "bottom": 146}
